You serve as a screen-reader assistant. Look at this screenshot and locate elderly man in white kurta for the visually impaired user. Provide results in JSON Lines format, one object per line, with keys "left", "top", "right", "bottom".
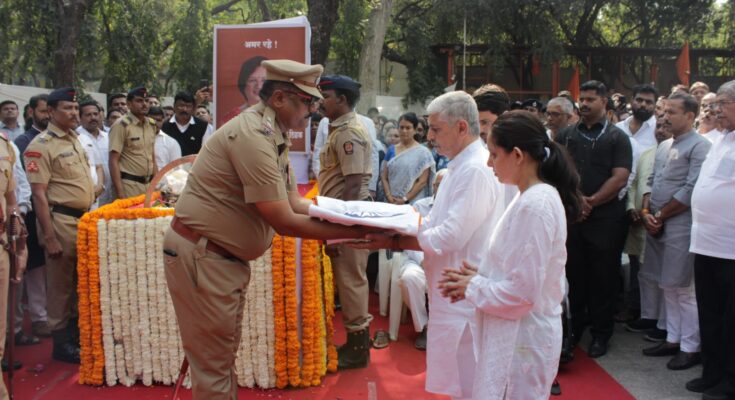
{"left": 397, "top": 168, "right": 448, "bottom": 349}
{"left": 352, "top": 91, "right": 505, "bottom": 399}
{"left": 418, "top": 93, "right": 503, "bottom": 399}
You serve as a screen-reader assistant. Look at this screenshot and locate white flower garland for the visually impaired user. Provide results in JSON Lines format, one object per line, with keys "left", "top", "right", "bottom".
{"left": 135, "top": 219, "right": 153, "bottom": 386}
{"left": 127, "top": 220, "right": 143, "bottom": 379}
{"left": 255, "top": 255, "right": 270, "bottom": 388}
{"left": 155, "top": 216, "right": 172, "bottom": 384}
{"left": 97, "top": 219, "right": 117, "bottom": 386}
{"left": 115, "top": 219, "right": 134, "bottom": 385}
{"left": 263, "top": 248, "right": 276, "bottom": 388}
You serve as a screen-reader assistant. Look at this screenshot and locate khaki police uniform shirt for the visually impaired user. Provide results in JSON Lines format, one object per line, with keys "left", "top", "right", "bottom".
{"left": 23, "top": 122, "right": 95, "bottom": 210}
{"left": 0, "top": 135, "right": 16, "bottom": 221}
{"left": 318, "top": 112, "right": 372, "bottom": 199}
{"left": 109, "top": 112, "right": 157, "bottom": 177}
{"left": 175, "top": 102, "right": 297, "bottom": 262}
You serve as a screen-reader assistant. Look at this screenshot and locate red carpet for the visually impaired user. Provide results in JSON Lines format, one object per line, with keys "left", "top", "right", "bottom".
{"left": 4, "top": 295, "right": 632, "bottom": 400}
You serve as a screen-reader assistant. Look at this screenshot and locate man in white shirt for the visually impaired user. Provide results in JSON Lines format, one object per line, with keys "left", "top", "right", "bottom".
{"left": 312, "top": 114, "right": 380, "bottom": 197}
{"left": 77, "top": 129, "right": 104, "bottom": 210}
{"left": 77, "top": 100, "right": 113, "bottom": 206}
{"left": 353, "top": 91, "right": 504, "bottom": 399}
{"left": 149, "top": 107, "right": 182, "bottom": 170}
{"left": 617, "top": 84, "right": 659, "bottom": 150}
{"left": 686, "top": 80, "right": 735, "bottom": 399}
{"left": 698, "top": 93, "right": 723, "bottom": 143}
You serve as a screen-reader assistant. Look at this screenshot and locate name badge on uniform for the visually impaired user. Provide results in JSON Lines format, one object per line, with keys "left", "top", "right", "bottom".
{"left": 59, "top": 151, "right": 74, "bottom": 158}
{"left": 131, "top": 137, "right": 141, "bottom": 141}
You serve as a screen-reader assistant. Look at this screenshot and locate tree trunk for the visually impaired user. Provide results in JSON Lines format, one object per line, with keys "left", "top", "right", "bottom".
{"left": 357, "top": 0, "right": 394, "bottom": 114}
{"left": 257, "top": 0, "right": 272, "bottom": 21}
{"left": 307, "top": 0, "right": 341, "bottom": 66}
{"left": 53, "top": 0, "right": 91, "bottom": 87}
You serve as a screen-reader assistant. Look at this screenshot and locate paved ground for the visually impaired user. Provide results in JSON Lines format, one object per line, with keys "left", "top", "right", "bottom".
{"left": 579, "top": 323, "right": 701, "bottom": 400}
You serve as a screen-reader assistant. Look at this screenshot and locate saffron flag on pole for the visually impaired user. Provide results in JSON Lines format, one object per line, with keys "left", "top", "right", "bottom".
{"left": 567, "top": 66, "right": 580, "bottom": 102}
{"left": 676, "top": 41, "right": 690, "bottom": 87}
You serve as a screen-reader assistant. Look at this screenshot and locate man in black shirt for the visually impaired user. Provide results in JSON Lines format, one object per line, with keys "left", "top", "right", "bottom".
{"left": 161, "top": 92, "right": 211, "bottom": 156}
{"left": 555, "top": 80, "right": 633, "bottom": 358}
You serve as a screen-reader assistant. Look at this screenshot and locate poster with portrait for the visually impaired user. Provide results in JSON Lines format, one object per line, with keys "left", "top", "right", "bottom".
{"left": 213, "top": 16, "right": 312, "bottom": 161}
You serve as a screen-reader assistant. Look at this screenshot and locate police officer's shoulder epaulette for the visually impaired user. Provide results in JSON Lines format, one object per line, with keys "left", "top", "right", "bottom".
{"left": 120, "top": 116, "right": 131, "bottom": 127}
{"left": 147, "top": 117, "right": 157, "bottom": 126}
{"left": 0, "top": 132, "right": 8, "bottom": 143}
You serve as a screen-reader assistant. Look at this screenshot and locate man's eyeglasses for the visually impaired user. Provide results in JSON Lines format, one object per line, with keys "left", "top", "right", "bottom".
{"left": 712, "top": 100, "right": 735, "bottom": 109}
{"left": 545, "top": 111, "right": 563, "bottom": 118}
{"left": 284, "top": 90, "right": 316, "bottom": 106}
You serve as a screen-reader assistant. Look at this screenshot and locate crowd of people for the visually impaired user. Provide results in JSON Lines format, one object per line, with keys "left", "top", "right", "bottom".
{"left": 0, "top": 86, "right": 215, "bottom": 372}
{"left": 305, "top": 78, "right": 734, "bottom": 400}
{"left": 0, "top": 59, "right": 733, "bottom": 400}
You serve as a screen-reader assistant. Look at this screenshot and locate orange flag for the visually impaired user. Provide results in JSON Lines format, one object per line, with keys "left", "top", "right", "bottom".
{"left": 676, "top": 41, "right": 690, "bottom": 86}
{"left": 532, "top": 55, "right": 541, "bottom": 76}
{"left": 567, "top": 66, "right": 580, "bottom": 102}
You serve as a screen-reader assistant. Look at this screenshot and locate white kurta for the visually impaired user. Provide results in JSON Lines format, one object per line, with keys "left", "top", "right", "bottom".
{"left": 417, "top": 139, "right": 504, "bottom": 398}
{"left": 465, "top": 183, "right": 567, "bottom": 400}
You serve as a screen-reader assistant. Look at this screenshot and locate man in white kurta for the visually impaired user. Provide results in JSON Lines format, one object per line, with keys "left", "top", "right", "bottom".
{"left": 398, "top": 168, "right": 448, "bottom": 349}
{"left": 417, "top": 92, "right": 504, "bottom": 399}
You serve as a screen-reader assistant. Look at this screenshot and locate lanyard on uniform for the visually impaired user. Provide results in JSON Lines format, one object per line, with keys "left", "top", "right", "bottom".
{"left": 577, "top": 119, "right": 609, "bottom": 149}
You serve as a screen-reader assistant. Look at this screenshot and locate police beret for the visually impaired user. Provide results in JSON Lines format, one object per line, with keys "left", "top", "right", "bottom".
{"left": 48, "top": 87, "right": 78, "bottom": 104}
{"left": 128, "top": 86, "right": 148, "bottom": 98}
{"left": 521, "top": 98, "right": 544, "bottom": 110}
{"left": 318, "top": 75, "right": 361, "bottom": 94}
{"left": 510, "top": 100, "right": 524, "bottom": 110}
{"left": 262, "top": 59, "right": 324, "bottom": 99}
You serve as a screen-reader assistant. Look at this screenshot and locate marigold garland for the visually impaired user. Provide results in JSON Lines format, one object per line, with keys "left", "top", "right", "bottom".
{"left": 299, "top": 239, "right": 316, "bottom": 386}
{"left": 283, "top": 236, "right": 301, "bottom": 387}
{"left": 77, "top": 193, "right": 170, "bottom": 385}
{"left": 271, "top": 235, "right": 289, "bottom": 388}
{"left": 321, "top": 246, "right": 338, "bottom": 373}
{"left": 78, "top": 185, "right": 337, "bottom": 389}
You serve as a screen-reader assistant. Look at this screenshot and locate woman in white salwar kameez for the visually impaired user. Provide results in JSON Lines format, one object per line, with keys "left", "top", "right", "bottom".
{"left": 440, "top": 111, "right": 583, "bottom": 400}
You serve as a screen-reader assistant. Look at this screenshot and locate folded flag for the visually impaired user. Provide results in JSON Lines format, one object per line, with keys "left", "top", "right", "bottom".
{"left": 308, "top": 196, "right": 421, "bottom": 236}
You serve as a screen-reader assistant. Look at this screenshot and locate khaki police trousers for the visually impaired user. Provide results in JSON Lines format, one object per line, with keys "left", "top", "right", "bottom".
{"left": 330, "top": 245, "right": 372, "bottom": 332}
{"left": 121, "top": 179, "right": 147, "bottom": 199}
{"left": 163, "top": 228, "right": 250, "bottom": 400}
{"left": 41, "top": 213, "right": 79, "bottom": 334}
{"left": 0, "top": 249, "right": 10, "bottom": 400}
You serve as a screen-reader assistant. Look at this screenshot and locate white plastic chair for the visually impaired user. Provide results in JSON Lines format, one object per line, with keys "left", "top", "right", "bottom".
{"left": 377, "top": 250, "right": 408, "bottom": 341}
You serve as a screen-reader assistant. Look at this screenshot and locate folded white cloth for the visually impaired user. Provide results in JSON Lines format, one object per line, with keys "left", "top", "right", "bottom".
{"left": 308, "top": 196, "right": 421, "bottom": 236}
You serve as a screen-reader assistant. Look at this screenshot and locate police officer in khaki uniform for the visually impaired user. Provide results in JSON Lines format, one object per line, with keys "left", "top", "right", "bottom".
{"left": 316, "top": 75, "right": 373, "bottom": 369}
{"left": 109, "top": 86, "right": 157, "bottom": 199}
{"left": 25, "top": 88, "right": 95, "bottom": 364}
{"left": 164, "top": 60, "right": 375, "bottom": 400}
{"left": 0, "top": 127, "right": 26, "bottom": 398}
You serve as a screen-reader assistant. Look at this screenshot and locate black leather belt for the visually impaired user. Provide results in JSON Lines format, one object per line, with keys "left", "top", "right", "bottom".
{"left": 121, "top": 171, "right": 153, "bottom": 184}
{"left": 51, "top": 205, "right": 88, "bottom": 219}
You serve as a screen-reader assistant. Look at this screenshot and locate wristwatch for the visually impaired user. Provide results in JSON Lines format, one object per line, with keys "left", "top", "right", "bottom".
{"left": 401, "top": 196, "right": 408, "bottom": 203}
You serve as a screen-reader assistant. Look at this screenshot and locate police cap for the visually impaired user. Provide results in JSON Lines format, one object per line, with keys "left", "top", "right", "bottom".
{"left": 127, "top": 86, "right": 148, "bottom": 100}
{"left": 318, "top": 75, "right": 361, "bottom": 95}
{"left": 262, "top": 59, "right": 324, "bottom": 99}
{"left": 47, "top": 87, "right": 78, "bottom": 105}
